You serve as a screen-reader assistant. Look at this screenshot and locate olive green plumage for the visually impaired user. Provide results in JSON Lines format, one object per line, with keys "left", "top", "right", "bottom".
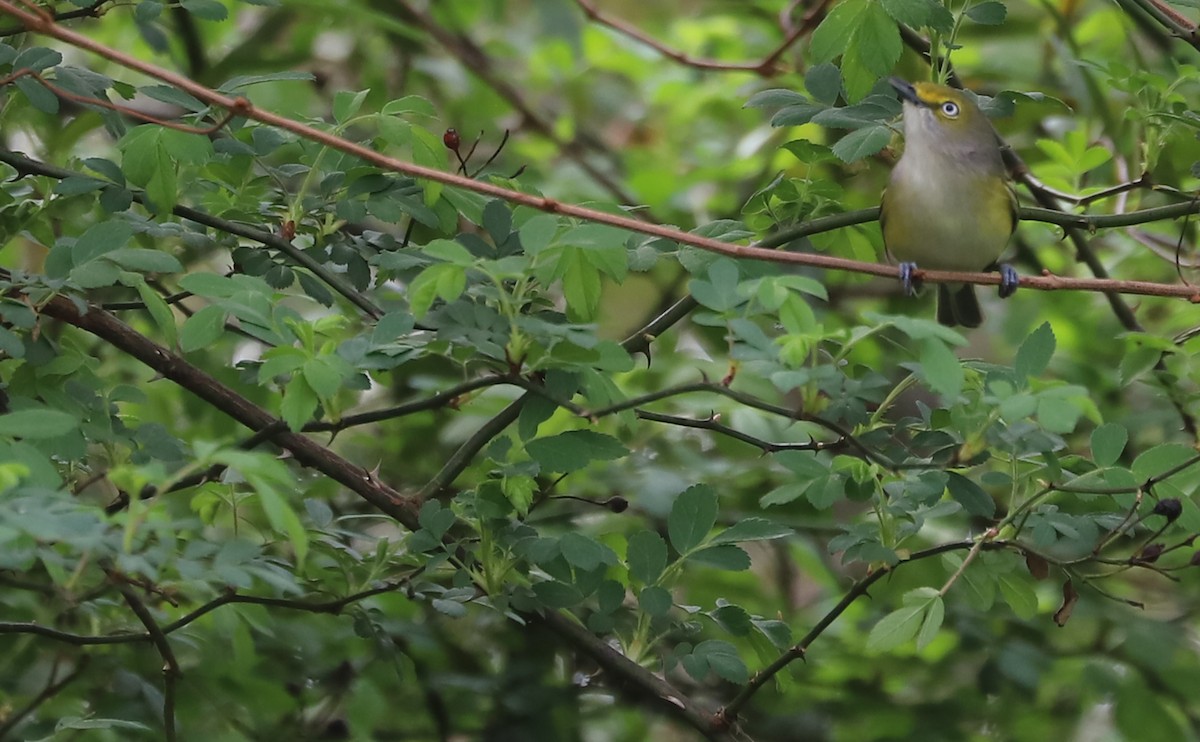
{"left": 881, "top": 79, "right": 1018, "bottom": 328}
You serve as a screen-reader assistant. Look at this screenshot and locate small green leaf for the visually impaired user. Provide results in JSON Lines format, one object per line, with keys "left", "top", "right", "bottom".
{"left": 866, "top": 603, "right": 925, "bottom": 652}
{"left": 179, "top": 305, "right": 227, "bottom": 352}
{"left": 920, "top": 338, "right": 964, "bottom": 398}
{"left": 422, "top": 238, "right": 475, "bottom": 265}
{"left": 831, "top": 125, "right": 892, "bottom": 162}
{"left": 668, "top": 484, "right": 719, "bottom": 554}
{"left": 688, "top": 544, "right": 751, "bottom": 571}
{"left": 915, "top": 595, "right": 944, "bottom": 649}
{"left": 805, "top": 63, "right": 842, "bottom": 105}
{"left": 638, "top": 585, "right": 673, "bottom": 616}
{"left": 559, "top": 532, "right": 616, "bottom": 571}
{"left": 965, "top": 0, "right": 1007, "bottom": 24}
{"left": 626, "top": 530, "right": 668, "bottom": 584}
{"left": 1091, "top": 423, "right": 1128, "bottom": 467}
{"left": 997, "top": 571, "right": 1038, "bottom": 618}
{"left": 0, "top": 409, "right": 78, "bottom": 439}
{"left": 810, "top": 0, "right": 868, "bottom": 62}
{"left": 72, "top": 221, "right": 133, "bottom": 265}
{"left": 1015, "top": 322, "right": 1055, "bottom": 378}
{"left": 533, "top": 580, "right": 584, "bottom": 609}
{"left": 710, "top": 518, "right": 793, "bottom": 545}
{"left": 946, "top": 472, "right": 994, "bottom": 517}
{"left": 333, "top": 89, "right": 370, "bottom": 124}
{"left": 135, "top": 278, "right": 177, "bottom": 349}
{"left": 280, "top": 376, "right": 318, "bottom": 431}
{"left": 526, "top": 430, "right": 628, "bottom": 473}
{"left": 408, "top": 263, "right": 466, "bottom": 318}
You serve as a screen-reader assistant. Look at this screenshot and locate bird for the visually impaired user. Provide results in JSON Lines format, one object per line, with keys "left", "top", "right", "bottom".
{"left": 880, "top": 78, "right": 1019, "bottom": 328}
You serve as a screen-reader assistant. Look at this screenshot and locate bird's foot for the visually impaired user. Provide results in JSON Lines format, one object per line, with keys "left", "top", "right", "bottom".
{"left": 998, "top": 263, "right": 1019, "bottom": 299}
{"left": 898, "top": 262, "right": 921, "bottom": 297}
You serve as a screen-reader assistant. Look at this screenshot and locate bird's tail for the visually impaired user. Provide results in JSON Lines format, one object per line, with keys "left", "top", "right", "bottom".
{"left": 937, "top": 284, "right": 982, "bottom": 328}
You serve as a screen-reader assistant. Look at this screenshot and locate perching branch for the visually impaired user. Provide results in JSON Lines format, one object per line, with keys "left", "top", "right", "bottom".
{"left": 2, "top": 5, "right": 1198, "bottom": 303}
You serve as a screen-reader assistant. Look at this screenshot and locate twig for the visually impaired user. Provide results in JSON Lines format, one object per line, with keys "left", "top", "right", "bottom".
{"left": 0, "top": 656, "right": 90, "bottom": 738}
{"left": 2, "top": 6, "right": 1196, "bottom": 303}
{"left": 110, "top": 570, "right": 180, "bottom": 742}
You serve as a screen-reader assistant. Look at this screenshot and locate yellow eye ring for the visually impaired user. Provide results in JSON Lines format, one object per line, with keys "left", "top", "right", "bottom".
{"left": 940, "top": 101, "right": 960, "bottom": 117}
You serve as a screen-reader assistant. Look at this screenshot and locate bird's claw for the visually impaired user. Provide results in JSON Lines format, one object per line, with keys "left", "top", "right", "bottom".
{"left": 898, "top": 262, "right": 921, "bottom": 297}
{"left": 998, "top": 263, "right": 1019, "bottom": 299}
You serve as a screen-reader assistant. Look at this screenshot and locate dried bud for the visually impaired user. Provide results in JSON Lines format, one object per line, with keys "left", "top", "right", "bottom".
{"left": 443, "top": 128, "right": 461, "bottom": 150}
{"left": 605, "top": 496, "right": 629, "bottom": 513}
{"left": 1138, "top": 543, "right": 1166, "bottom": 563}
{"left": 1190, "top": 551, "right": 1200, "bottom": 567}
{"left": 1152, "top": 498, "right": 1183, "bottom": 522}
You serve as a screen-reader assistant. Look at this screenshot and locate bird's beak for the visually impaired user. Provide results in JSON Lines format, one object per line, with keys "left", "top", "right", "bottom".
{"left": 889, "top": 77, "right": 920, "bottom": 105}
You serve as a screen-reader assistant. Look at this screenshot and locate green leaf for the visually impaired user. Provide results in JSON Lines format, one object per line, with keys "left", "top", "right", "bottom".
{"left": 0, "top": 409, "right": 78, "bottom": 439}
{"left": 408, "top": 262, "right": 466, "bottom": 319}
{"left": 280, "top": 376, "right": 318, "bottom": 431}
{"left": 806, "top": 63, "right": 843, "bottom": 105}
{"left": 561, "top": 247, "right": 603, "bottom": 322}
{"left": 852, "top": 2, "right": 902, "bottom": 77}
{"left": 965, "top": 1, "right": 1007, "bottom": 24}
{"left": 559, "top": 532, "right": 616, "bottom": 571}
{"left": 533, "top": 580, "right": 584, "bottom": 608}
{"left": 422, "top": 238, "right": 475, "bottom": 265}
{"left": 1091, "top": 423, "right": 1128, "bottom": 467}
{"left": 810, "top": 0, "right": 867, "bottom": 62}
{"left": 1015, "top": 322, "right": 1055, "bottom": 378}
{"left": 180, "top": 0, "right": 229, "bottom": 20}
{"left": 710, "top": 518, "right": 793, "bottom": 545}
{"left": 333, "top": 89, "right": 370, "bottom": 124}
{"left": 694, "top": 640, "right": 749, "bottom": 684}
{"left": 920, "top": 338, "right": 964, "bottom": 398}
{"left": 179, "top": 305, "right": 227, "bottom": 352}
{"left": 302, "top": 357, "right": 344, "bottom": 399}
{"left": 866, "top": 603, "right": 925, "bottom": 652}
{"left": 72, "top": 221, "right": 133, "bottom": 265}
{"left": 996, "top": 571, "right": 1038, "bottom": 618}
{"left": 134, "top": 278, "right": 178, "bottom": 349}
{"left": 519, "top": 214, "right": 559, "bottom": 254}
{"left": 626, "top": 530, "right": 668, "bottom": 584}
{"left": 639, "top": 585, "right": 673, "bottom": 616}
{"left": 668, "top": 484, "right": 719, "bottom": 554}
{"left": 526, "top": 430, "right": 628, "bottom": 472}
{"left": 946, "top": 472, "right": 995, "bottom": 517}
{"left": 688, "top": 544, "right": 751, "bottom": 570}
{"left": 831, "top": 125, "right": 892, "bottom": 162}
{"left": 915, "top": 595, "right": 945, "bottom": 649}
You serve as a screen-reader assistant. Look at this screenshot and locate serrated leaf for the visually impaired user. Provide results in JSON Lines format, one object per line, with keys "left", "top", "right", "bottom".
{"left": 179, "top": 305, "right": 227, "bottom": 352}
{"left": 811, "top": 0, "right": 868, "bottom": 62}
{"left": 965, "top": 1, "right": 1007, "bottom": 24}
{"left": 526, "top": 430, "right": 628, "bottom": 473}
{"left": 1015, "top": 322, "right": 1055, "bottom": 378}
{"left": 559, "top": 532, "right": 615, "bottom": 571}
{"left": 866, "top": 603, "right": 925, "bottom": 652}
{"left": 1091, "top": 423, "right": 1128, "bottom": 467}
{"left": 0, "top": 409, "right": 78, "bottom": 439}
{"left": 920, "top": 337, "right": 963, "bottom": 398}
{"left": 626, "top": 530, "right": 668, "bottom": 584}
{"left": 688, "top": 544, "right": 751, "bottom": 570}
{"left": 831, "top": 125, "right": 892, "bottom": 162}
{"left": 668, "top": 484, "right": 719, "bottom": 554}
{"left": 946, "top": 472, "right": 994, "bottom": 517}
{"left": 710, "top": 518, "right": 793, "bottom": 545}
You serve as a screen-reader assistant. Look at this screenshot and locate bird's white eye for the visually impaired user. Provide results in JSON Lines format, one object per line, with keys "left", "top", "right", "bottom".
{"left": 941, "top": 101, "right": 960, "bottom": 117}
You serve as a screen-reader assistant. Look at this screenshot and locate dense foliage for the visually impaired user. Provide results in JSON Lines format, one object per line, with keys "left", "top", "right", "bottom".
{"left": 1, "top": 0, "right": 1199, "bottom": 740}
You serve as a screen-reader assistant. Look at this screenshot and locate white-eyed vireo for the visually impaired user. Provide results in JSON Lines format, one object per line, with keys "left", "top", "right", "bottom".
{"left": 881, "top": 78, "right": 1018, "bottom": 327}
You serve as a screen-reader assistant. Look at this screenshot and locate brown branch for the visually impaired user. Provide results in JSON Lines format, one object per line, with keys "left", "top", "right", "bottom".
{"left": 573, "top": 0, "right": 826, "bottom": 76}
{"left": 635, "top": 409, "right": 846, "bottom": 453}
{"left": 717, "top": 540, "right": 995, "bottom": 727}
{"left": 24, "top": 290, "right": 422, "bottom": 531}
{"left": 0, "top": 657, "right": 90, "bottom": 739}
{"left": 0, "top": 0, "right": 105, "bottom": 36}
{"left": 0, "top": 68, "right": 238, "bottom": 135}
{"left": 0, "top": 148, "right": 384, "bottom": 320}
{"left": 537, "top": 610, "right": 732, "bottom": 741}
{"left": 3, "top": 3, "right": 1195, "bottom": 304}
{"left": 109, "top": 569, "right": 180, "bottom": 742}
